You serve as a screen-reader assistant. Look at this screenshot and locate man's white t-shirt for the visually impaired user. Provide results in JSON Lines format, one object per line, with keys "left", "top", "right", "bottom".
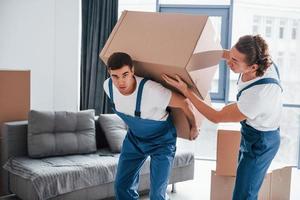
{"left": 237, "top": 64, "right": 283, "bottom": 131}
{"left": 103, "top": 76, "right": 172, "bottom": 121}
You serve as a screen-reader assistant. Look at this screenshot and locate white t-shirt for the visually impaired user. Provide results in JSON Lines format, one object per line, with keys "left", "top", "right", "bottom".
{"left": 103, "top": 76, "right": 172, "bottom": 121}
{"left": 237, "top": 64, "right": 283, "bottom": 131}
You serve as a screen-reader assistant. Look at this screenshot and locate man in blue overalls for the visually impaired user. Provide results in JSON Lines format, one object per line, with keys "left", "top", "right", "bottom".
{"left": 103, "top": 52, "right": 198, "bottom": 200}
{"left": 162, "top": 34, "right": 282, "bottom": 199}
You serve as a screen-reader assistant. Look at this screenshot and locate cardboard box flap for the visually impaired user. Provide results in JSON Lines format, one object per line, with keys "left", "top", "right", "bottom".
{"left": 188, "top": 66, "right": 217, "bottom": 99}
{"left": 100, "top": 10, "right": 208, "bottom": 69}
{"left": 186, "top": 18, "right": 222, "bottom": 99}
{"left": 187, "top": 17, "right": 222, "bottom": 71}
{"left": 188, "top": 50, "right": 223, "bottom": 71}
{"left": 192, "top": 17, "right": 221, "bottom": 54}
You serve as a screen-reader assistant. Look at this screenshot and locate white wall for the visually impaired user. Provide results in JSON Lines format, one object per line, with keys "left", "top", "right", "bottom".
{"left": 53, "top": 0, "right": 81, "bottom": 111}
{"left": 0, "top": 0, "right": 81, "bottom": 111}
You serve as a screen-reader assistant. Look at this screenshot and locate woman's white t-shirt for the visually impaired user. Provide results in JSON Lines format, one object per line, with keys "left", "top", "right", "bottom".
{"left": 103, "top": 76, "right": 172, "bottom": 121}
{"left": 237, "top": 64, "right": 283, "bottom": 131}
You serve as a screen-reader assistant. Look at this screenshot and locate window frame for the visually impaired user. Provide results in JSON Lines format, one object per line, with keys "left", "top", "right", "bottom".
{"left": 157, "top": 4, "right": 232, "bottom": 103}
{"left": 157, "top": 1, "right": 300, "bottom": 169}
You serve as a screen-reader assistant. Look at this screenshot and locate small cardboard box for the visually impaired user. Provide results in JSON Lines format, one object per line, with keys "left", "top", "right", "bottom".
{"left": 216, "top": 125, "right": 241, "bottom": 176}
{"left": 210, "top": 170, "right": 271, "bottom": 200}
{"left": 211, "top": 166, "right": 297, "bottom": 200}
{"left": 100, "top": 11, "right": 223, "bottom": 139}
{"left": 270, "top": 166, "right": 294, "bottom": 200}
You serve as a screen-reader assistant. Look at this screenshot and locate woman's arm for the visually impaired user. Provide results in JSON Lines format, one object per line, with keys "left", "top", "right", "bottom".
{"left": 162, "top": 74, "right": 247, "bottom": 124}
{"left": 184, "top": 89, "right": 247, "bottom": 123}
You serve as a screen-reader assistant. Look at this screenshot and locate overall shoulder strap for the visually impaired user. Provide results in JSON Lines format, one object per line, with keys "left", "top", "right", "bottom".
{"left": 108, "top": 78, "right": 115, "bottom": 109}
{"left": 134, "top": 78, "right": 148, "bottom": 117}
{"left": 272, "top": 63, "right": 281, "bottom": 80}
{"left": 236, "top": 78, "right": 282, "bottom": 101}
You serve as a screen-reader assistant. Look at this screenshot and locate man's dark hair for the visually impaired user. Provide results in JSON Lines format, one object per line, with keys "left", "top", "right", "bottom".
{"left": 107, "top": 52, "right": 133, "bottom": 70}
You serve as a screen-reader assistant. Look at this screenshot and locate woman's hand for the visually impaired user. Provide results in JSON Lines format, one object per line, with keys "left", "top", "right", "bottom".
{"left": 222, "top": 49, "right": 230, "bottom": 60}
{"left": 161, "top": 74, "right": 189, "bottom": 97}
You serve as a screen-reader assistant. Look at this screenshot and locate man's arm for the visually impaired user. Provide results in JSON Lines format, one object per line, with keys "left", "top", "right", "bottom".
{"left": 168, "top": 92, "right": 199, "bottom": 140}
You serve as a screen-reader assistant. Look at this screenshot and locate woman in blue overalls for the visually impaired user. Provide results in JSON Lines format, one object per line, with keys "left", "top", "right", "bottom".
{"left": 103, "top": 52, "right": 198, "bottom": 200}
{"left": 162, "top": 35, "right": 282, "bottom": 200}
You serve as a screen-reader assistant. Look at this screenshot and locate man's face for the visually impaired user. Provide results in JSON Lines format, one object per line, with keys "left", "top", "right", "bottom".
{"left": 109, "top": 65, "right": 135, "bottom": 95}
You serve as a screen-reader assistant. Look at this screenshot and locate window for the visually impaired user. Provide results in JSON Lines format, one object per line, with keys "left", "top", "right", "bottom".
{"left": 279, "top": 19, "right": 286, "bottom": 39}
{"left": 265, "top": 26, "right": 272, "bottom": 37}
{"left": 253, "top": 15, "right": 261, "bottom": 23}
{"left": 292, "top": 28, "right": 297, "bottom": 39}
{"left": 230, "top": 2, "right": 300, "bottom": 166}
{"left": 157, "top": 2, "right": 232, "bottom": 160}
{"left": 155, "top": 0, "right": 300, "bottom": 165}
{"left": 252, "top": 16, "right": 261, "bottom": 35}
{"left": 277, "top": 51, "right": 284, "bottom": 68}
{"left": 274, "top": 106, "right": 300, "bottom": 166}
{"left": 292, "top": 19, "right": 298, "bottom": 40}
{"left": 279, "top": 27, "right": 284, "bottom": 39}
{"left": 265, "top": 17, "right": 273, "bottom": 37}
{"left": 253, "top": 25, "right": 258, "bottom": 34}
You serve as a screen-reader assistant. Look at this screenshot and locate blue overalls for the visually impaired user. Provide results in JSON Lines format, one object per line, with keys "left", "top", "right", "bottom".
{"left": 108, "top": 78, "right": 177, "bottom": 200}
{"left": 232, "top": 65, "right": 283, "bottom": 200}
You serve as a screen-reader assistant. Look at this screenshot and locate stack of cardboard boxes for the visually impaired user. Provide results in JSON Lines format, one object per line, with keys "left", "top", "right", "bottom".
{"left": 0, "top": 70, "right": 30, "bottom": 195}
{"left": 211, "top": 123, "right": 296, "bottom": 200}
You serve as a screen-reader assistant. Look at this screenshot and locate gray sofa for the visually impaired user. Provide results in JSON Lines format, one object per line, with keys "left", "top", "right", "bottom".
{"left": 1, "top": 110, "right": 195, "bottom": 200}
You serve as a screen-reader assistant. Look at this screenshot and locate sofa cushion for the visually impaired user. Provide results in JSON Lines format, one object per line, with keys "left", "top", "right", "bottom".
{"left": 28, "top": 110, "right": 96, "bottom": 158}
{"left": 98, "top": 114, "right": 127, "bottom": 153}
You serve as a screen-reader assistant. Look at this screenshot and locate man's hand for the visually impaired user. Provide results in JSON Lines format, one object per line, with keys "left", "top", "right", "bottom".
{"left": 189, "top": 126, "right": 199, "bottom": 140}
{"left": 185, "top": 99, "right": 199, "bottom": 141}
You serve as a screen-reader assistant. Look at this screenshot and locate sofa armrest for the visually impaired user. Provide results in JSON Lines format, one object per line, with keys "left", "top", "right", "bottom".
{"left": 1, "top": 121, "right": 28, "bottom": 162}
{"left": 94, "top": 117, "right": 109, "bottom": 149}
{"left": 1, "top": 121, "right": 28, "bottom": 194}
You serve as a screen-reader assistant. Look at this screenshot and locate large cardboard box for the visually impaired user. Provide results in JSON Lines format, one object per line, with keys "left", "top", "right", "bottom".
{"left": 211, "top": 167, "right": 298, "bottom": 200}
{"left": 0, "top": 69, "right": 30, "bottom": 195}
{"left": 100, "top": 11, "right": 223, "bottom": 139}
{"left": 216, "top": 124, "right": 241, "bottom": 176}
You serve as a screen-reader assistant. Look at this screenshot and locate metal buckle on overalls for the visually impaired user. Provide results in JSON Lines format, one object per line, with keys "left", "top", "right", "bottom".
{"left": 135, "top": 111, "right": 141, "bottom": 117}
